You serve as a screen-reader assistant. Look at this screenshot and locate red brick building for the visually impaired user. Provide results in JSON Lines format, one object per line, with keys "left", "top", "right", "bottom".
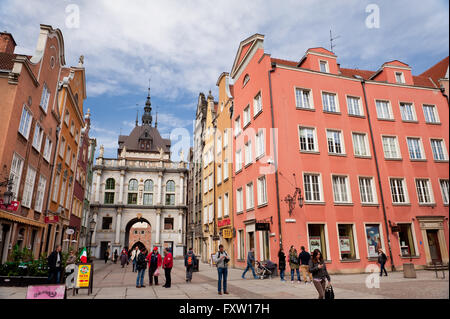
{"left": 230, "top": 34, "right": 449, "bottom": 273}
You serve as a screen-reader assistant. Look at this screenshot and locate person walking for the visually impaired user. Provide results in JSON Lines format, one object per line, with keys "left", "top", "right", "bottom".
{"left": 288, "top": 246, "right": 301, "bottom": 283}
{"left": 147, "top": 247, "right": 162, "bottom": 286}
{"left": 309, "top": 249, "right": 331, "bottom": 299}
{"left": 184, "top": 247, "right": 197, "bottom": 283}
{"left": 299, "top": 246, "right": 313, "bottom": 283}
{"left": 47, "top": 245, "right": 63, "bottom": 284}
{"left": 120, "top": 249, "right": 128, "bottom": 268}
{"left": 215, "top": 244, "right": 230, "bottom": 295}
{"left": 131, "top": 246, "right": 140, "bottom": 272}
{"left": 278, "top": 247, "right": 286, "bottom": 282}
{"left": 135, "top": 248, "right": 147, "bottom": 288}
{"left": 378, "top": 248, "right": 388, "bottom": 276}
{"left": 104, "top": 249, "right": 110, "bottom": 264}
{"left": 241, "top": 248, "right": 258, "bottom": 279}
{"left": 162, "top": 248, "right": 173, "bottom": 288}
{"left": 113, "top": 249, "right": 118, "bottom": 264}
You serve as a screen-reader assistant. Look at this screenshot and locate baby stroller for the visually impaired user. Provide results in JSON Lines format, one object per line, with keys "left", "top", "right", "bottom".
{"left": 255, "top": 260, "right": 276, "bottom": 279}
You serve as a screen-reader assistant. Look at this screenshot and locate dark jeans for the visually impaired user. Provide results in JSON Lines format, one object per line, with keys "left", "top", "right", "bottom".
{"left": 313, "top": 278, "right": 326, "bottom": 299}
{"left": 218, "top": 267, "right": 228, "bottom": 292}
{"left": 136, "top": 268, "right": 145, "bottom": 287}
{"left": 291, "top": 268, "right": 301, "bottom": 281}
{"left": 380, "top": 262, "right": 388, "bottom": 276}
{"left": 186, "top": 265, "right": 193, "bottom": 281}
{"left": 242, "top": 262, "right": 257, "bottom": 278}
{"left": 149, "top": 265, "right": 158, "bottom": 284}
{"left": 280, "top": 269, "right": 285, "bottom": 280}
{"left": 132, "top": 259, "right": 136, "bottom": 272}
{"left": 47, "top": 268, "right": 61, "bottom": 284}
{"left": 164, "top": 267, "right": 172, "bottom": 287}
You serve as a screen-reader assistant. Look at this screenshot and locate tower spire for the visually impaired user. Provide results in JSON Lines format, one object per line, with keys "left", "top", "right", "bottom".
{"left": 142, "top": 78, "right": 153, "bottom": 126}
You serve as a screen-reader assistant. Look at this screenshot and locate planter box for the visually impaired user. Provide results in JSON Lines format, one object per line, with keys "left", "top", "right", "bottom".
{"left": 0, "top": 276, "right": 48, "bottom": 287}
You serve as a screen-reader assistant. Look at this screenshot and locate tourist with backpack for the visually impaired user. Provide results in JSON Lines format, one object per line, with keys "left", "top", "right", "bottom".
{"left": 136, "top": 248, "right": 147, "bottom": 288}
{"left": 215, "top": 244, "right": 230, "bottom": 295}
{"left": 288, "top": 245, "right": 301, "bottom": 283}
{"left": 184, "top": 247, "right": 197, "bottom": 282}
{"left": 147, "top": 247, "right": 162, "bottom": 286}
{"left": 162, "top": 248, "right": 173, "bottom": 288}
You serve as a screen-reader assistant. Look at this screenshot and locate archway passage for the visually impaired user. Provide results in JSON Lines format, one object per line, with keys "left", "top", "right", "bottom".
{"left": 124, "top": 217, "right": 152, "bottom": 254}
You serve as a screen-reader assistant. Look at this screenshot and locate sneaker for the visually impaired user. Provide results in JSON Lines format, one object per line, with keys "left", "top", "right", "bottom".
{"left": 141, "top": 285, "right": 146, "bottom": 288}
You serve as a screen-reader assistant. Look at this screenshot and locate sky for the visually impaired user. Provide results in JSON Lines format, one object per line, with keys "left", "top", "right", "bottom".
{"left": 1, "top": 0, "right": 448, "bottom": 160}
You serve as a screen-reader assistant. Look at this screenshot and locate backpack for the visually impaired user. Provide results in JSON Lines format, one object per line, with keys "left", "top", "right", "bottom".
{"left": 150, "top": 253, "right": 158, "bottom": 266}
{"left": 187, "top": 253, "right": 193, "bottom": 266}
{"left": 137, "top": 253, "right": 146, "bottom": 268}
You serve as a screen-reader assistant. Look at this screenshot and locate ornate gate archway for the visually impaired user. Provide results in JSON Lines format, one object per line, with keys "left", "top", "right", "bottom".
{"left": 124, "top": 216, "right": 152, "bottom": 253}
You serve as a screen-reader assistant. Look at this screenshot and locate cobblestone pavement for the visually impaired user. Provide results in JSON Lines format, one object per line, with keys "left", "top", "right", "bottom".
{"left": 0, "top": 259, "right": 448, "bottom": 299}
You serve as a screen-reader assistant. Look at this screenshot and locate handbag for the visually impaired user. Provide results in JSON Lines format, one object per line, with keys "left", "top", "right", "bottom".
{"left": 325, "top": 284, "right": 334, "bottom": 300}
{"left": 153, "top": 268, "right": 160, "bottom": 276}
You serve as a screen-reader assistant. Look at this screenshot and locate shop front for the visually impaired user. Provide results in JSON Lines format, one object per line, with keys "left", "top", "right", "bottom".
{"left": 416, "top": 216, "right": 449, "bottom": 266}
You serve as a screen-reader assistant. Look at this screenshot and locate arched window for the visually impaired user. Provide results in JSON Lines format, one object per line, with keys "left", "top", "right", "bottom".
{"left": 105, "top": 178, "right": 115, "bottom": 190}
{"left": 143, "top": 179, "right": 154, "bottom": 205}
{"left": 128, "top": 179, "right": 138, "bottom": 204}
{"left": 165, "top": 180, "right": 175, "bottom": 205}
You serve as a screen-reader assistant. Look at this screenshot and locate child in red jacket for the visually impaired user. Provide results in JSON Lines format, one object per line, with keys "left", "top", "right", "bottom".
{"left": 162, "top": 248, "right": 173, "bottom": 288}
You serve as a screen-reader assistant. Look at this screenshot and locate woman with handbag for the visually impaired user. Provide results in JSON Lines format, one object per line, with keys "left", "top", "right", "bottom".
{"left": 288, "top": 246, "right": 301, "bottom": 283}
{"left": 309, "top": 249, "right": 332, "bottom": 299}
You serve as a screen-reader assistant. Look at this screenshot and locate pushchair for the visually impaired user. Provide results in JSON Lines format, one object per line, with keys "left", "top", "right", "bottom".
{"left": 255, "top": 260, "right": 276, "bottom": 279}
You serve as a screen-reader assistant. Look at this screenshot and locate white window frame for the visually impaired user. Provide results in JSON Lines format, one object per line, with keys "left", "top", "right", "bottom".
{"left": 22, "top": 166, "right": 37, "bottom": 208}
{"left": 430, "top": 138, "right": 448, "bottom": 161}
{"left": 331, "top": 175, "right": 352, "bottom": 204}
{"left": 389, "top": 177, "right": 410, "bottom": 204}
{"left": 399, "top": 102, "right": 417, "bottom": 122}
{"left": 256, "top": 129, "right": 265, "bottom": 159}
{"left": 415, "top": 178, "right": 435, "bottom": 205}
{"left": 224, "top": 192, "right": 229, "bottom": 216}
{"left": 234, "top": 116, "right": 241, "bottom": 137}
{"left": 217, "top": 164, "right": 222, "bottom": 185}
{"left": 32, "top": 122, "right": 44, "bottom": 152}
{"left": 18, "top": 105, "right": 32, "bottom": 139}
{"left": 382, "top": 135, "right": 401, "bottom": 159}
{"left": 39, "top": 83, "right": 51, "bottom": 113}
{"left": 363, "top": 223, "right": 385, "bottom": 258}
{"left": 358, "top": 176, "right": 378, "bottom": 204}
{"left": 223, "top": 160, "right": 229, "bottom": 181}
{"left": 235, "top": 149, "right": 242, "bottom": 172}
{"left": 246, "top": 182, "right": 254, "bottom": 210}
{"left": 218, "top": 196, "right": 222, "bottom": 219}
{"left": 375, "top": 100, "right": 393, "bottom": 120}
{"left": 43, "top": 137, "right": 52, "bottom": 162}
{"left": 319, "top": 60, "right": 329, "bottom": 73}
{"left": 322, "top": 91, "right": 339, "bottom": 113}
{"left": 243, "top": 105, "right": 251, "bottom": 127}
{"left": 336, "top": 223, "right": 360, "bottom": 260}
{"left": 298, "top": 126, "right": 319, "bottom": 152}
{"left": 257, "top": 176, "right": 268, "bottom": 206}
{"left": 346, "top": 95, "right": 363, "bottom": 116}
{"left": 236, "top": 188, "right": 243, "bottom": 213}
{"left": 244, "top": 140, "right": 253, "bottom": 166}
{"left": 303, "top": 173, "right": 323, "bottom": 203}
{"left": 253, "top": 91, "right": 262, "bottom": 117}
{"left": 295, "top": 87, "right": 314, "bottom": 110}
{"left": 34, "top": 175, "right": 47, "bottom": 213}
{"left": 439, "top": 179, "right": 449, "bottom": 205}
{"left": 395, "top": 72, "right": 405, "bottom": 84}
{"left": 422, "top": 104, "right": 440, "bottom": 124}
{"left": 352, "top": 132, "right": 370, "bottom": 157}
{"left": 9, "top": 153, "right": 24, "bottom": 201}
{"left": 406, "top": 137, "right": 425, "bottom": 160}
{"left": 326, "top": 129, "right": 345, "bottom": 155}
{"left": 52, "top": 173, "right": 60, "bottom": 203}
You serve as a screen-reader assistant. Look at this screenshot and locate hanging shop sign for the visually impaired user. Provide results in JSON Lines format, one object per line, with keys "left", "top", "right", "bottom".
{"left": 255, "top": 222, "right": 270, "bottom": 231}
{"left": 222, "top": 228, "right": 233, "bottom": 239}
{"left": 218, "top": 218, "right": 231, "bottom": 228}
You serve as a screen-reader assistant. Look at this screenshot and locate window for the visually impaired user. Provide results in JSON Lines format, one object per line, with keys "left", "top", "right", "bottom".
{"left": 398, "top": 224, "right": 417, "bottom": 257}
{"left": 243, "top": 105, "right": 251, "bottom": 127}
{"left": 32, "top": 123, "right": 44, "bottom": 152}
{"left": 34, "top": 175, "right": 46, "bottom": 213}
{"left": 40, "top": 83, "right": 51, "bottom": 113}
{"left": 238, "top": 230, "right": 245, "bottom": 260}
{"left": 217, "top": 135, "right": 222, "bottom": 155}
{"left": 322, "top": 92, "right": 338, "bottom": 112}
{"left": 203, "top": 178, "right": 208, "bottom": 194}
{"left": 19, "top": 105, "right": 32, "bottom": 139}
{"left": 9, "top": 153, "right": 24, "bottom": 201}
{"left": 430, "top": 139, "right": 448, "bottom": 161}
{"left": 390, "top": 178, "right": 408, "bottom": 204}
{"left": 262, "top": 230, "right": 270, "bottom": 261}
{"left": 254, "top": 92, "right": 262, "bottom": 115}
{"left": 223, "top": 129, "right": 229, "bottom": 148}
{"left": 235, "top": 149, "right": 242, "bottom": 172}
{"left": 257, "top": 176, "right": 267, "bottom": 206}
{"left": 217, "top": 165, "right": 222, "bottom": 185}
{"left": 224, "top": 193, "right": 229, "bottom": 216}
{"left": 256, "top": 129, "right": 265, "bottom": 158}
{"left": 66, "top": 146, "right": 71, "bottom": 165}
{"left": 308, "top": 224, "right": 328, "bottom": 260}
{"left": 234, "top": 116, "right": 241, "bottom": 136}
{"left": 143, "top": 193, "right": 153, "bottom": 205}
{"left": 104, "top": 192, "right": 115, "bottom": 204}
{"left": 165, "top": 180, "right": 175, "bottom": 205}
{"left": 209, "top": 204, "right": 213, "bottom": 223}
{"left": 304, "top": 174, "right": 322, "bottom": 202}
{"left": 407, "top": 138, "right": 425, "bottom": 160}
{"left": 128, "top": 179, "right": 138, "bottom": 191}
{"left": 218, "top": 196, "right": 222, "bottom": 218}
{"left": 376, "top": 100, "right": 392, "bottom": 120}
{"left": 127, "top": 193, "right": 137, "bottom": 205}
{"left": 296, "top": 88, "right": 312, "bottom": 109}
{"left": 127, "top": 178, "right": 138, "bottom": 204}
{"left": 203, "top": 206, "right": 208, "bottom": 225}
{"left": 243, "top": 74, "right": 250, "bottom": 87}
{"left": 106, "top": 178, "right": 115, "bottom": 190}
{"left": 395, "top": 72, "right": 405, "bottom": 84}
{"left": 164, "top": 218, "right": 174, "bottom": 230}
{"left": 346, "top": 96, "right": 362, "bottom": 116}
{"left": 43, "top": 137, "right": 52, "bottom": 162}
{"left": 299, "top": 127, "right": 318, "bottom": 152}
{"left": 208, "top": 174, "right": 213, "bottom": 191}
{"left": 52, "top": 173, "right": 60, "bottom": 202}
{"left": 22, "top": 166, "right": 36, "bottom": 208}
{"left": 319, "top": 60, "right": 329, "bottom": 73}
{"left": 59, "top": 137, "right": 65, "bottom": 158}
{"left": 439, "top": 180, "right": 449, "bottom": 205}
{"left": 415, "top": 179, "right": 434, "bottom": 204}
{"left": 359, "top": 177, "right": 377, "bottom": 204}
{"left": 326, "top": 130, "right": 345, "bottom": 155}
{"left": 246, "top": 182, "right": 254, "bottom": 210}
{"left": 423, "top": 105, "right": 439, "bottom": 123}
{"left": 338, "top": 224, "right": 357, "bottom": 260}
{"left": 365, "top": 224, "right": 383, "bottom": 258}
{"left": 102, "top": 217, "right": 113, "bottom": 230}
{"left": 352, "top": 133, "right": 369, "bottom": 157}
{"left": 64, "top": 110, "right": 70, "bottom": 126}
{"left": 144, "top": 179, "right": 154, "bottom": 192}
{"left": 332, "top": 175, "right": 350, "bottom": 203}
{"left": 382, "top": 136, "right": 401, "bottom": 159}
{"left": 244, "top": 141, "right": 252, "bottom": 166}
{"left": 223, "top": 160, "right": 229, "bottom": 180}
{"left": 104, "top": 178, "right": 115, "bottom": 204}
{"left": 70, "top": 121, "right": 75, "bottom": 136}
{"left": 236, "top": 188, "right": 243, "bottom": 213}
{"left": 400, "top": 102, "right": 416, "bottom": 121}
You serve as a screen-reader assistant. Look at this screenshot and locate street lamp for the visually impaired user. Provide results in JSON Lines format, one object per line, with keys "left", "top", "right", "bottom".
{"left": 89, "top": 218, "right": 96, "bottom": 259}
{"left": 0, "top": 178, "right": 13, "bottom": 207}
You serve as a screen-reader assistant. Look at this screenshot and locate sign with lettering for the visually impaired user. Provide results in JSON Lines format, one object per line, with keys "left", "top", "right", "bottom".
{"left": 256, "top": 222, "right": 270, "bottom": 231}
{"left": 26, "top": 285, "right": 66, "bottom": 299}
{"left": 0, "top": 199, "right": 19, "bottom": 211}
{"left": 76, "top": 264, "right": 92, "bottom": 288}
{"left": 222, "top": 228, "right": 233, "bottom": 239}
{"left": 45, "top": 215, "right": 59, "bottom": 224}
{"left": 218, "top": 218, "right": 231, "bottom": 227}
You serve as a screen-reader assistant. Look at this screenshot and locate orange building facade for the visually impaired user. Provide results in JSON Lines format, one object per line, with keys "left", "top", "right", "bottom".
{"left": 230, "top": 34, "right": 449, "bottom": 273}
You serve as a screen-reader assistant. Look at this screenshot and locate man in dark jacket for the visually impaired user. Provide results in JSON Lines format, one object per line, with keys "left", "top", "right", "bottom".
{"left": 377, "top": 249, "right": 388, "bottom": 276}
{"left": 136, "top": 248, "right": 147, "bottom": 288}
{"left": 299, "top": 246, "right": 313, "bottom": 283}
{"left": 47, "top": 245, "right": 62, "bottom": 284}
{"left": 241, "top": 248, "right": 258, "bottom": 279}
{"left": 184, "top": 247, "right": 197, "bottom": 282}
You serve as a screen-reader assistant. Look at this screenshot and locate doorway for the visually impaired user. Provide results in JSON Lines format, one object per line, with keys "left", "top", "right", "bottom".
{"left": 248, "top": 231, "right": 255, "bottom": 251}
{"left": 426, "top": 230, "right": 442, "bottom": 263}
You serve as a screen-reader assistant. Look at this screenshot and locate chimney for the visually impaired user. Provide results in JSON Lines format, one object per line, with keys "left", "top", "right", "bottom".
{"left": 0, "top": 32, "right": 17, "bottom": 54}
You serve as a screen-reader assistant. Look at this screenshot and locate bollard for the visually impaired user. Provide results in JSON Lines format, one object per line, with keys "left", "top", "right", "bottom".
{"left": 403, "top": 263, "right": 416, "bottom": 278}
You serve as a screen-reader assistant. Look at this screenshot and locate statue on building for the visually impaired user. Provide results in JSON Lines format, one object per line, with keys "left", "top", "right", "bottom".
{"left": 99, "top": 145, "right": 104, "bottom": 158}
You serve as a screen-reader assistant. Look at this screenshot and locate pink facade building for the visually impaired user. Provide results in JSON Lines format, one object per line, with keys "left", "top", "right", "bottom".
{"left": 230, "top": 34, "right": 449, "bottom": 273}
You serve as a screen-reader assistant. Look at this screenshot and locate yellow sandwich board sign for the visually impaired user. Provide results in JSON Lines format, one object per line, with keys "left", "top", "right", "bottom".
{"left": 74, "top": 263, "right": 93, "bottom": 295}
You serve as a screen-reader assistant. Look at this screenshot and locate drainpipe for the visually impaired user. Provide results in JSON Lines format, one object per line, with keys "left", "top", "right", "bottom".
{"left": 358, "top": 78, "right": 396, "bottom": 272}
{"left": 268, "top": 62, "right": 283, "bottom": 250}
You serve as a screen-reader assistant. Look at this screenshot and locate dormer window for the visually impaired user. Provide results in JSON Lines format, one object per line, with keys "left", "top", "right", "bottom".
{"left": 395, "top": 72, "right": 405, "bottom": 84}
{"left": 319, "top": 60, "right": 329, "bottom": 73}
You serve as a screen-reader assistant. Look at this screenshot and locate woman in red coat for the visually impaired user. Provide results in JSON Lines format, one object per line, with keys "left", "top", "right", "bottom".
{"left": 162, "top": 248, "right": 173, "bottom": 288}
